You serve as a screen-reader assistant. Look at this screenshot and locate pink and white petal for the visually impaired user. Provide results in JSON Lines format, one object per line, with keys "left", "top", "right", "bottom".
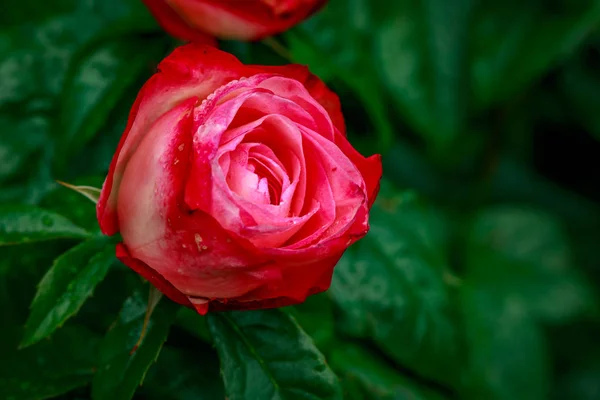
{"left": 242, "top": 118, "right": 307, "bottom": 217}
{"left": 187, "top": 109, "right": 306, "bottom": 230}
{"left": 233, "top": 116, "right": 307, "bottom": 221}
{"left": 98, "top": 44, "right": 244, "bottom": 235}
{"left": 281, "top": 145, "right": 336, "bottom": 248}
{"left": 257, "top": 76, "right": 335, "bottom": 141}
{"left": 117, "top": 98, "right": 197, "bottom": 253}
{"left": 235, "top": 91, "right": 318, "bottom": 132}
{"left": 184, "top": 82, "right": 275, "bottom": 216}
{"left": 249, "top": 64, "right": 346, "bottom": 135}
{"left": 116, "top": 243, "right": 193, "bottom": 307}
{"left": 299, "top": 127, "right": 367, "bottom": 239}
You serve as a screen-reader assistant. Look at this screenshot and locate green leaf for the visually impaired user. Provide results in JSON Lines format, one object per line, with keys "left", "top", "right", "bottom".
{"left": 0, "top": 325, "right": 100, "bottom": 400}
{"left": 470, "top": 0, "right": 600, "bottom": 107}
{"left": 330, "top": 182, "right": 461, "bottom": 386}
{"left": 466, "top": 206, "right": 596, "bottom": 323}
{"left": 0, "top": 204, "right": 89, "bottom": 246}
{"left": 374, "top": 0, "right": 471, "bottom": 153}
{"left": 56, "top": 35, "right": 166, "bottom": 166}
{"left": 460, "top": 284, "right": 549, "bottom": 400}
{"left": 207, "top": 309, "right": 343, "bottom": 400}
{"left": 91, "top": 292, "right": 179, "bottom": 400}
{"left": 288, "top": 293, "right": 335, "bottom": 351}
{"left": 21, "top": 236, "right": 115, "bottom": 347}
{"left": 330, "top": 342, "right": 447, "bottom": 400}
{"left": 139, "top": 346, "right": 225, "bottom": 400}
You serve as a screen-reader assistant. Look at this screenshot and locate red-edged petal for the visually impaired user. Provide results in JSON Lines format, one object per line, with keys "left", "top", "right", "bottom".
{"left": 207, "top": 251, "right": 340, "bottom": 312}
{"left": 116, "top": 243, "right": 192, "bottom": 307}
{"left": 97, "top": 44, "right": 245, "bottom": 236}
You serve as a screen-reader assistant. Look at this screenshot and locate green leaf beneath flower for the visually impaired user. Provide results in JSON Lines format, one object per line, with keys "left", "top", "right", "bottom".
{"left": 330, "top": 181, "right": 462, "bottom": 387}
{"left": 21, "top": 236, "right": 115, "bottom": 347}
{"left": 0, "top": 205, "right": 89, "bottom": 246}
{"left": 207, "top": 309, "right": 343, "bottom": 400}
{"left": 91, "top": 292, "right": 179, "bottom": 400}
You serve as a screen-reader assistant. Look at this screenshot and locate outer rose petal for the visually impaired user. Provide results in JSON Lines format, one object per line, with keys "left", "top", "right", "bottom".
{"left": 116, "top": 243, "right": 193, "bottom": 308}
{"left": 97, "top": 45, "right": 246, "bottom": 235}
{"left": 142, "top": 0, "right": 327, "bottom": 41}
{"left": 334, "top": 132, "right": 383, "bottom": 207}
{"left": 208, "top": 253, "right": 339, "bottom": 311}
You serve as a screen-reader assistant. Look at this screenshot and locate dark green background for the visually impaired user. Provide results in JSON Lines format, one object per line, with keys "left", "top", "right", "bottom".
{"left": 1, "top": 0, "right": 600, "bottom": 399}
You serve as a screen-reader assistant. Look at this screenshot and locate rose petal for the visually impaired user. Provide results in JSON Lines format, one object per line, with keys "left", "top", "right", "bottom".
{"left": 257, "top": 76, "right": 336, "bottom": 141}
{"left": 116, "top": 243, "right": 192, "bottom": 307}
{"left": 98, "top": 44, "right": 245, "bottom": 235}
{"left": 250, "top": 64, "right": 346, "bottom": 135}
{"left": 116, "top": 96, "right": 275, "bottom": 301}
{"left": 118, "top": 97, "right": 197, "bottom": 252}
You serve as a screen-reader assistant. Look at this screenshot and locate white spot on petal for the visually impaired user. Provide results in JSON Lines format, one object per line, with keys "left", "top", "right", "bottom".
{"left": 195, "top": 234, "right": 203, "bottom": 251}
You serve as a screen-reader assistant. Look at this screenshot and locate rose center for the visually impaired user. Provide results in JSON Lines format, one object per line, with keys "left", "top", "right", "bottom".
{"left": 222, "top": 144, "right": 286, "bottom": 206}
{"left": 248, "top": 157, "right": 281, "bottom": 205}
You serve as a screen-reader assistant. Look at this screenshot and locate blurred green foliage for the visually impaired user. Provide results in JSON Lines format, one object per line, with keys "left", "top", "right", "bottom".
{"left": 1, "top": 0, "right": 600, "bottom": 399}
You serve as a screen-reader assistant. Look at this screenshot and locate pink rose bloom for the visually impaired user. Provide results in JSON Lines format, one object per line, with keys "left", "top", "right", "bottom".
{"left": 143, "top": 0, "right": 326, "bottom": 42}
{"left": 97, "top": 44, "right": 382, "bottom": 314}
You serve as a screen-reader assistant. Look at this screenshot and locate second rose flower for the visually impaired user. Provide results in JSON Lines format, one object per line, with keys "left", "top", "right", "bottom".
{"left": 143, "top": 0, "right": 327, "bottom": 42}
